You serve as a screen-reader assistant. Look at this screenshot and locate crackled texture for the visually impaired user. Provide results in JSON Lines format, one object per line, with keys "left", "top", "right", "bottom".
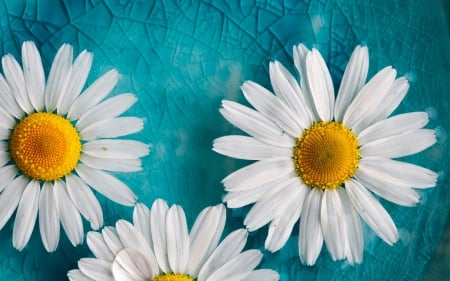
{"left": 0, "top": 0, "right": 448, "bottom": 280}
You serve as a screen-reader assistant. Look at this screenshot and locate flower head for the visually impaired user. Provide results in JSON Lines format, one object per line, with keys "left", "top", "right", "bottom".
{"left": 68, "top": 199, "right": 280, "bottom": 281}
{"left": 0, "top": 41, "right": 149, "bottom": 252}
{"left": 213, "top": 44, "right": 438, "bottom": 265}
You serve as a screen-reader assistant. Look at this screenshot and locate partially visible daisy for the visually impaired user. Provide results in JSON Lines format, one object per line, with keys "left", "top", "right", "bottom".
{"left": 68, "top": 199, "right": 279, "bottom": 281}
{"left": 213, "top": 44, "right": 438, "bottom": 265}
{"left": 0, "top": 41, "right": 149, "bottom": 252}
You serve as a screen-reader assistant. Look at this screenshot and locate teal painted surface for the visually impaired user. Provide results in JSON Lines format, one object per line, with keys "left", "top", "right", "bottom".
{"left": 0, "top": 0, "right": 448, "bottom": 280}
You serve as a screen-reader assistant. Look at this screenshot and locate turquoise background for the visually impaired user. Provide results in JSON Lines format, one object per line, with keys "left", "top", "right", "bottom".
{"left": 0, "top": 0, "right": 448, "bottom": 280}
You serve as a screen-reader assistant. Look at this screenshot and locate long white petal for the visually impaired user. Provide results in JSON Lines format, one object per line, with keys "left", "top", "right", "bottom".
{"left": 0, "top": 74, "right": 22, "bottom": 118}
{"left": 132, "top": 203, "right": 153, "bottom": 248}
{"left": 305, "top": 48, "right": 335, "bottom": 121}
{"left": 65, "top": 174, "right": 103, "bottom": 230}
{"left": 78, "top": 258, "right": 114, "bottom": 280}
{"left": 345, "top": 179, "right": 399, "bottom": 244}
{"left": 150, "top": 199, "right": 170, "bottom": 273}
{"left": 358, "top": 112, "right": 429, "bottom": 145}
{"left": 112, "top": 248, "right": 156, "bottom": 281}
{"left": 83, "top": 139, "right": 150, "bottom": 160}
{"left": 76, "top": 164, "right": 136, "bottom": 206}
{"left": 0, "top": 106, "right": 16, "bottom": 131}
{"left": 45, "top": 44, "right": 73, "bottom": 112}
{"left": 80, "top": 117, "right": 144, "bottom": 141}
{"left": 22, "top": 41, "right": 45, "bottom": 111}
{"left": 2, "top": 54, "right": 33, "bottom": 113}
{"left": 87, "top": 231, "right": 114, "bottom": 261}
{"left": 54, "top": 181, "right": 84, "bottom": 246}
{"left": 242, "top": 81, "right": 303, "bottom": 137}
{"left": 334, "top": 45, "right": 369, "bottom": 122}
{"left": 321, "top": 189, "right": 346, "bottom": 260}
{"left": 206, "top": 250, "right": 262, "bottom": 281}
{"left": 102, "top": 226, "right": 124, "bottom": 255}
{"left": 220, "top": 100, "right": 294, "bottom": 148}
{"left": 343, "top": 66, "right": 396, "bottom": 133}
{"left": 67, "top": 269, "right": 96, "bottom": 281}
{"left": 76, "top": 93, "right": 137, "bottom": 130}
{"left": 166, "top": 205, "right": 190, "bottom": 273}
{"left": 265, "top": 181, "right": 309, "bottom": 252}
{"left": 188, "top": 204, "right": 226, "bottom": 277}
{"left": 57, "top": 50, "right": 93, "bottom": 115}
{"left": 0, "top": 176, "right": 28, "bottom": 229}
{"left": 80, "top": 153, "right": 142, "bottom": 172}
{"left": 13, "top": 180, "right": 39, "bottom": 251}
{"left": 360, "top": 129, "right": 436, "bottom": 158}
{"left": 299, "top": 188, "right": 323, "bottom": 266}
{"left": 292, "top": 44, "right": 316, "bottom": 117}
{"left": 67, "top": 69, "right": 120, "bottom": 121}
{"left": 39, "top": 182, "right": 60, "bottom": 252}
{"left": 243, "top": 269, "right": 280, "bottom": 281}
{"left": 371, "top": 77, "right": 409, "bottom": 123}
{"left": 213, "top": 135, "right": 291, "bottom": 161}
{"left": 0, "top": 165, "right": 18, "bottom": 193}
{"left": 222, "top": 158, "right": 295, "bottom": 192}
{"left": 198, "top": 229, "right": 248, "bottom": 281}
{"left": 269, "top": 61, "right": 313, "bottom": 127}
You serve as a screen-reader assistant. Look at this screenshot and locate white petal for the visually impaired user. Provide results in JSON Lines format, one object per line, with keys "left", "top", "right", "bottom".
{"left": 371, "top": 77, "right": 409, "bottom": 122}
{"left": 83, "top": 139, "right": 150, "bottom": 160}
{"left": 76, "top": 93, "right": 137, "bottom": 130}
{"left": 78, "top": 258, "right": 114, "bottom": 280}
{"left": 269, "top": 61, "right": 313, "bottom": 128}
{"left": 67, "top": 69, "right": 120, "bottom": 121}
{"left": 293, "top": 44, "right": 316, "bottom": 115}
{"left": 57, "top": 50, "right": 93, "bottom": 115}
{"left": 54, "top": 181, "right": 84, "bottom": 246}
{"left": 343, "top": 66, "right": 396, "bottom": 133}
{"left": 243, "top": 269, "right": 280, "bottom": 281}
{"left": 80, "top": 117, "right": 144, "bottom": 141}
{"left": 337, "top": 188, "right": 363, "bottom": 264}
{"left": 87, "top": 231, "right": 114, "bottom": 261}
{"left": 150, "top": 199, "right": 170, "bottom": 273}
{"left": 305, "top": 48, "right": 335, "bottom": 121}
{"left": 102, "top": 226, "right": 124, "bottom": 255}
{"left": 12, "top": 180, "right": 39, "bottom": 251}
{"left": 244, "top": 177, "right": 300, "bottom": 231}
{"left": 81, "top": 153, "right": 142, "bottom": 172}
{"left": 321, "top": 189, "right": 346, "bottom": 260}
{"left": 334, "top": 45, "right": 369, "bottom": 122}
{"left": 65, "top": 174, "right": 103, "bottom": 230}
{"left": 166, "top": 205, "right": 190, "bottom": 273}
{"left": 45, "top": 44, "right": 73, "bottom": 112}
{"left": 39, "top": 182, "right": 60, "bottom": 252}
{"left": 0, "top": 165, "right": 18, "bottom": 193}
{"left": 2, "top": 54, "right": 33, "bottom": 113}
{"left": 132, "top": 203, "right": 153, "bottom": 248}
{"left": 359, "top": 156, "right": 437, "bottom": 188}
{"left": 360, "top": 129, "right": 436, "bottom": 158}
{"left": 67, "top": 269, "right": 96, "bottom": 281}
{"left": 265, "top": 181, "right": 309, "bottom": 252}
{"left": 222, "top": 158, "right": 294, "bottom": 192}
{"left": 188, "top": 204, "right": 226, "bottom": 277}
{"left": 0, "top": 151, "right": 11, "bottom": 167}
{"left": 220, "top": 100, "right": 294, "bottom": 148}
{"left": 112, "top": 248, "right": 156, "bottom": 281}
{"left": 299, "top": 188, "right": 323, "bottom": 266}
{"left": 198, "top": 229, "right": 247, "bottom": 281}
{"left": 0, "top": 176, "right": 28, "bottom": 229}
{"left": 345, "top": 179, "right": 399, "bottom": 244}
{"left": 22, "top": 41, "right": 45, "bottom": 111}
{"left": 213, "top": 135, "right": 292, "bottom": 161}
{"left": 0, "top": 106, "right": 16, "bottom": 130}
{"left": 242, "top": 81, "right": 303, "bottom": 137}
{"left": 0, "top": 74, "right": 22, "bottom": 118}
{"left": 206, "top": 250, "right": 262, "bottom": 281}
{"left": 76, "top": 164, "right": 136, "bottom": 206}
{"left": 358, "top": 112, "right": 429, "bottom": 145}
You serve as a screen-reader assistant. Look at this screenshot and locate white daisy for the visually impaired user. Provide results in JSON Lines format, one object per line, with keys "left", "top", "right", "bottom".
{"left": 213, "top": 44, "right": 438, "bottom": 265}
{"left": 68, "top": 199, "right": 280, "bottom": 281}
{"left": 0, "top": 41, "right": 149, "bottom": 252}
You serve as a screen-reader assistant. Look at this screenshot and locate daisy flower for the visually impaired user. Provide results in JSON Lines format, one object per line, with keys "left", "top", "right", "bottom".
{"left": 0, "top": 41, "right": 149, "bottom": 252}
{"left": 213, "top": 44, "right": 438, "bottom": 265}
{"left": 68, "top": 199, "right": 280, "bottom": 281}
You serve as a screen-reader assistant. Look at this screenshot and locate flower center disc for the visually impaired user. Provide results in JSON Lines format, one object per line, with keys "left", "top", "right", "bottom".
{"left": 9, "top": 112, "right": 81, "bottom": 181}
{"left": 152, "top": 273, "right": 194, "bottom": 281}
{"left": 293, "top": 121, "right": 360, "bottom": 189}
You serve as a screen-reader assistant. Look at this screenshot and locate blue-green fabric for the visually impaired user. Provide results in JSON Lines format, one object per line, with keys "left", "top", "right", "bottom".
{"left": 0, "top": 0, "right": 448, "bottom": 280}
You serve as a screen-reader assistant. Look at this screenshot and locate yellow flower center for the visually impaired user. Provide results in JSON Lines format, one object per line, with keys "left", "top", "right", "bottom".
{"left": 293, "top": 121, "right": 360, "bottom": 189}
{"left": 9, "top": 112, "right": 81, "bottom": 181}
{"left": 152, "top": 273, "right": 194, "bottom": 281}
